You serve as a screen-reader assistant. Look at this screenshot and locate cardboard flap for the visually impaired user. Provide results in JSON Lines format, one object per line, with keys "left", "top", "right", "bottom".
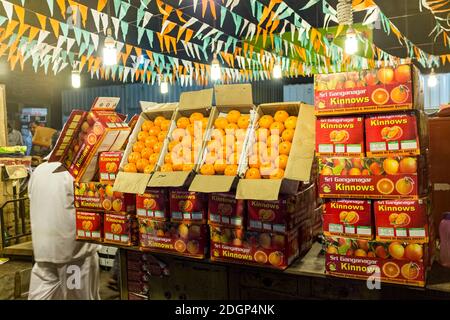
{"left": 91, "top": 97, "right": 120, "bottom": 110}
{"left": 140, "top": 102, "right": 178, "bottom": 113}
{"left": 148, "top": 171, "right": 191, "bottom": 187}
{"left": 2, "top": 165, "right": 28, "bottom": 180}
{"left": 236, "top": 179, "right": 282, "bottom": 200}
{"left": 285, "top": 104, "right": 316, "bottom": 181}
{"left": 32, "top": 126, "right": 57, "bottom": 148}
{"left": 215, "top": 84, "right": 253, "bottom": 107}
{"left": 113, "top": 172, "right": 151, "bottom": 194}
{"left": 189, "top": 175, "right": 236, "bottom": 193}
{"left": 179, "top": 88, "right": 213, "bottom": 110}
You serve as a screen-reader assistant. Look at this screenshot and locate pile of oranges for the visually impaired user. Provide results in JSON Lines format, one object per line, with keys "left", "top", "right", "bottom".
{"left": 123, "top": 116, "right": 171, "bottom": 173}
{"left": 199, "top": 110, "right": 251, "bottom": 176}
{"left": 160, "top": 112, "right": 208, "bottom": 172}
{"left": 244, "top": 110, "right": 297, "bottom": 179}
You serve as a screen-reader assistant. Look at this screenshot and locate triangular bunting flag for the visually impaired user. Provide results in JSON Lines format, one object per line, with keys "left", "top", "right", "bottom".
{"left": 82, "top": 30, "right": 90, "bottom": 45}
{"left": 56, "top": 0, "right": 66, "bottom": 19}
{"left": 111, "top": 17, "right": 120, "bottom": 39}
{"left": 100, "top": 13, "right": 108, "bottom": 34}
{"left": 37, "top": 30, "right": 50, "bottom": 45}
{"left": 14, "top": 5, "right": 25, "bottom": 25}
{"left": 49, "top": 18, "right": 60, "bottom": 38}
{"left": 142, "top": 11, "right": 153, "bottom": 27}
{"left": 60, "top": 22, "right": 69, "bottom": 37}
{"left": 113, "top": 0, "right": 121, "bottom": 16}
{"left": 86, "top": 44, "right": 95, "bottom": 59}
{"left": 137, "top": 26, "right": 145, "bottom": 44}
{"left": 46, "top": 0, "right": 54, "bottom": 16}
{"left": 120, "top": 21, "right": 129, "bottom": 41}
{"left": 66, "top": 37, "right": 75, "bottom": 52}
{"left": 36, "top": 13, "right": 47, "bottom": 30}
{"left": 137, "top": 8, "right": 145, "bottom": 26}
{"left": 146, "top": 29, "right": 154, "bottom": 48}
{"left": 2, "top": 1, "right": 13, "bottom": 20}
{"left": 91, "top": 33, "right": 99, "bottom": 50}
{"left": 98, "top": 0, "right": 108, "bottom": 12}
{"left": 28, "top": 26, "right": 40, "bottom": 42}
{"left": 119, "top": 1, "right": 130, "bottom": 20}
{"left": 73, "top": 27, "right": 82, "bottom": 45}
{"left": 1, "top": 20, "right": 19, "bottom": 41}
{"left": 91, "top": 9, "right": 101, "bottom": 33}
{"left": 56, "top": 35, "right": 65, "bottom": 50}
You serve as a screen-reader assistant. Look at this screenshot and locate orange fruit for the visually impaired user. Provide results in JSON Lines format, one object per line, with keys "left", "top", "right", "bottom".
{"left": 141, "top": 147, "right": 153, "bottom": 160}
{"left": 405, "top": 243, "right": 423, "bottom": 262}
{"left": 259, "top": 115, "right": 274, "bottom": 129}
{"left": 395, "top": 177, "right": 414, "bottom": 195}
{"left": 143, "top": 164, "right": 154, "bottom": 174}
{"left": 237, "top": 115, "right": 250, "bottom": 129}
{"left": 225, "top": 123, "right": 239, "bottom": 134}
{"left": 213, "top": 159, "right": 227, "bottom": 174}
{"left": 172, "top": 162, "right": 183, "bottom": 171}
{"left": 284, "top": 116, "right": 297, "bottom": 129}
{"left": 227, "top": 110, "right": 241, "bottom": 123}
{"left": 160, "top": 163, "right": 173, "bottom": 172}
{"left": 137, "top": 131, "right": 149, "bottom": 142}
{"left": 164, "top": 153, "right": 173, "bottom": 164}
{"left": 377, "top": 67, "right": 394, "bottom": 84}
{"left": 207, "top": 140, "right": 222, "bottom": 153}
{"left": 224, "top": 164, "right": 238, "bottom": 176}
{"left": 377, "top": 178, "right": 395, "bottom": 194}
{"left": 160, "top": 119, "right": 171, "bottom": 131}
{"left": 128, "top": 152, "right": 141, "bottom": 164}
{"left": 245, "top": 167, "right": 261, "bottom": 179}
{"left": 144, "top": 136, "right": 158, "bottom": 149}
{"left": 260, "top": 162, "right": 274, "bottom": 177}
{"left": 382, "top": 261, "right": 400, "bottom": 278}
{"left": 124, "top": 163, "right": 137, "bottom": 173}
{"left": 153, "top": 116, "right": 166, "bottom": 127}
{"left": 182, "top": 164, "right": 194, "bottom": 171}
{"left": 168, "top": 140, "right": 179, "bottom": 152}
{"left": 211, "top": 128, "right": 225, "bottom": 140}
{"left": 394, "top": 65, "right": 411, "bottom": 83}
{"left": 390, "top": 85, "right": 409, "bottom": 104}
{"left": 401, "top": 262, "right": 420, "bottom": 280}
{"left": 158, "top": 131, "right": 167, "bottom": 142}
{"left": 148, "top": 126, "right": 161, "bottom": 136}
{"left": 200, "top": 164, "right": 215, "bottom": 175}
{"left": 171, "top": 128, "right": 186, "bottom": 141}
{"left": 214, "top": 117, "right": 228, "bottom": 130}
{"left": 372, "top": 88, "right": 390, "bottom": 105}
{"left": 279, "top": 141, "right": 292, "bottom": 155}
{"left": 201, "top": 118, "right": 209, "bottom": 130}
{"left": 153, "top": 141, "right": 163, "bottom": 154}
{"left": 141, "top": 120, "right": 154, "bottom": 132}
{"left": 281, "top": 128, "right": 295, "bottom": 142}
{"left": 149, "top": 153, "right": 159, "bottom": 164}
{"left": 255, "top": 128, "right": 269, "bottom": 142}
{"left": 248, "top": 154, "right": 261, "bottom": 168}
{"left": 136, "top": 158, "right": 149, "bottom": 172}
{"left": 177, "top": 117, "right": 190, "bottom": 129}
{"left": 186, "top": 124, "right": 195, "bottom": 136}
{"left": 189, "top": 112, "right": 204, "bottom": 124}
{"left": 399, "top": 157, "right": 417, "bottom": 174}
{"left": 270, "top": 121, "right": 285, "bottom": 135}
{"left": 275, "top": 154, "right": 289, "bottom": 170}
{"left": 133, "top": 141, "right": 145, "bottom": 153}
{"left": 274, "top": 110, "right": 289, "bottom": 123}
{"left": 383, "top": 158, "right": 399, "bottom": 175}
{"left": 270, "top": 168, "right": 285, "bottom": 179}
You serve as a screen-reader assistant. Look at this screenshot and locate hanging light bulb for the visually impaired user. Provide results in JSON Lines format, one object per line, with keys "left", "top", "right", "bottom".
{"left": 428, "top": 68, "right": 438, "bottom": 88}
{"left": 345, "top": 28, "right": 358, "bottom": 55}
{"left": 71, "top": 69, "right": 81, "bottom": 88}
{"left": 160, "top": 78, "right": 168, "bottom": 94}
{"left": 273, "top": 59, "right": 282, "bottom": 79}
{"left": 103, "top": 28, "right": 117, "bottom": 66}
{"left": 210, "top": 53, "right": 221, "bottom": 81}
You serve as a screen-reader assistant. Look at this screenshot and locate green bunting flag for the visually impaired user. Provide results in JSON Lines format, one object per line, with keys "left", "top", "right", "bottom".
{"left": 46, "top": 0, "right": 54, "bottom": 16}
{"left": 121, "top": 21, "right": 129, "bottom": 41}
{"left": 146, "top": 29, "right": 154, "bottom": 48}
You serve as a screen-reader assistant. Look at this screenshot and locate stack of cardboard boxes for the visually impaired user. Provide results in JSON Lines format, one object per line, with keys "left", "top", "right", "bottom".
{"left": 315, "top": 64, "right": 433, "bottom": 287}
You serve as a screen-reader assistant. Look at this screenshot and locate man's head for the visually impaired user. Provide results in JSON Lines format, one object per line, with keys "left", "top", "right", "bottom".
{"left": 7, "top": 121, "right": 12, "bottom": 133}
{"left": 29, "top": 121, "right": 39, "bottom": 135}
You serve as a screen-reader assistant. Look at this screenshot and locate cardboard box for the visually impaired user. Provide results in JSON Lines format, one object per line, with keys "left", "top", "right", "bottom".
{"left": 324, "top": 236, "right": 428, "bottom": 287}
{"left": 246, "top": 184, "right": 316, "bottom": 234}
{"left": 50, "top": 97, "right": 131, "bottom": 182}
{"left": 322, "top": 199, "right": 373, "bottom": 239}
{"left": 113, "top": 101, "right": 178, "bottom": 194}
{"left": 138, "top": 218, "right": 208, "bottom": 259}
{"left": 210, "top": 226, "right": 299, "bottom": 270}
{"left": 189, "top": 84, "right": 256, "bottom": 193}
{"left": 316, "top": 116, "right": 365, "bottom": 156}
{"left": 103, "top": 213, "right": 138, "bottom": 246}
{"left": 122, "top": 114, "right": 140, "bottom": 149}
{"left": 236, "top": 102, "right": 316, "bottom": 200}
{"left": 74, "top": 181, "right": 136, "bottom": 214}
{"left": 169, "top": 189, "right": 207, "bottom": 223}
{"left": 148, "top": 89, "right": 214, "bottom": 189}
{"left": 318, "top": 156, "right": 425, "bottom": 199}
{"left": 136, "top": 188, "right": 169, "bottom": 220}
{"left": 76, "top": 211, "right": 102, "bottom": 241}
{"left": 99, "top": 151, "right": 123, "bottom": 182}
{"left": 32, "top": 126, "right": 57, "bottom": 148}
{"left": 365, "top": 113, "right": 420, "bottom": 156}
{"left": 374, "top": 198, "right": 429, "bottom": 243}
{"left": 208, "top": 192, "right": 245, "bottom": 228}
{"left": 314, "top": 64, "right": 423, "bottom": 115}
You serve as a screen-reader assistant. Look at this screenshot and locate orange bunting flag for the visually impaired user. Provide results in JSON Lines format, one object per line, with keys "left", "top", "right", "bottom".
{"left": 2, "top": 20, "right": 19, "bottom": 42}
{"left": 0, "top": 44, "right": 8, "bottom": 57}
{"left": 156, "top": 33, "right": 164, "bottom": 52}
{"left": 122, "top": 44, "right": 133, "bottom": 66}
{"left": 98, "top": 0, "right": 108, "bottom": 12}
{"left": 176, "top": 9, "right": 186, "bottom": 23}
{"left": 184, "top": 29, "right": 193, "bottom": 43}
{"left": 16, "top": 23, "right": 29, "bottom": 39}
{"left": 134, "top": 47, "right": 142, "bottom": 59}
{"left": 56, "top": 0, "right": 66, "bottom": 19}
{"left": 170, "top": 36, "right": 177, "bottom": 54}
{"left": 177, "top": 26, "right": 186, "bottom": 42}
{"left": 80, "top": 55, "right": 87, "bottom": 71}
{"left": 164, "top": 35, "right": 171, "bottom": 52}
{"left": 28, "top": 26, "right": 40, "bottom": 42}
{"left": 209, "top": 0, "right": 216, "bottom": 19}
{"left": 14, "top": 5, "right": 25, "bottom": 25}
{"left": 36, "top": 13, "right": 47, "bottom": 30}
{"left": 49, "top": 18, "right": 60, "bottom": 38}
{"left": 145, "top": 50, "right": 153, "bottom": 62}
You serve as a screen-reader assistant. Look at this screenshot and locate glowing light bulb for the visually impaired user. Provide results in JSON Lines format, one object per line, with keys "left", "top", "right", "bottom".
{"left": 103, "top": 29, "right": 117, "bottom": 66}
{"left": 428, "top": 69, "right": 438, "bottom": 88}
{"left": 211, "top": 54, "right": 221, "bottom": 81}
{"left": 273, "top": 61, "right": 282, "bottom": 79}
{"left": 160, "top": 80, "right": 168, "bottom": 94}
{"left": 345, "top": 29, "right": 358, "bottom": 55}
{"left": 71, "top": 70, "right": 81, "bottom": 88}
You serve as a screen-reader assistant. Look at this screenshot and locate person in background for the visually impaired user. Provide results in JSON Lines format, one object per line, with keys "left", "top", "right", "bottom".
{"left": 28, "top": 132, "right": 100, "bottom": 300}
{"left": 24, "top": 121, "right": 38, "bottom": 156}
{"left": 7, "top": 121, "right": 24, "bottom": 146}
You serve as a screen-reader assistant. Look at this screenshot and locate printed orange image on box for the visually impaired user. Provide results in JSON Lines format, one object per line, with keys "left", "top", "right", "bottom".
{"left": 365, "top": 113, "right": 420, "bottom": 156}
{"left": 314, "top": 65, "right": 418, "bottom": 115}
{"left": 99, "top": 151, "right": 123, "bottom": 182}
{"left": 210, "top": 226, "right": 299, "bottom": 270}
{"left": 318, "top": 156, "right": 422, "bottom": 199}
{"left": 325, "top": 236, "right": 428, "bottom": 287}
{"left": 104, "top": 213, "right": 138, "bottom": 246}
{"left": 374, "top": 199, "right": 429, "bottom": 243}
{"left": 316, "top": 117, "right": 364, "bottom": 156}
{"left": 322, "top": 199, "right": 373, "bottom": 239}
{"left": 208, "top": 192, "right": 245, "bottom": 228}
{"left": 169, "top": 189, "right": 207, "bottom": 223}
{"left": 138, "top": 219, "right": 208, "bottom": 259}
{"left": 136, "top": 188, "right": 169, "bottom": 220}
{"left": 76, "top": 211, "right": 102, "bottom": 241}
{"left": 74, "top": 182, "right": 136, "bottom": 214}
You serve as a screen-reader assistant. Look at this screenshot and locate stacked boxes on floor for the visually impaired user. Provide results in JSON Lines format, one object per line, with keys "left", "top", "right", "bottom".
{"left": 315, "top": 63, "right": 432, "bottom": 287}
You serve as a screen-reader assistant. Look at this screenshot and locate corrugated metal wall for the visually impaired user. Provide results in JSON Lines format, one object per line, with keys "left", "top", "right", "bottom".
{"left": 62, "top": 80, "right": 284, "bottom": 122}
{"left": 283, "top": 83, "right": 314, "bottom": 105}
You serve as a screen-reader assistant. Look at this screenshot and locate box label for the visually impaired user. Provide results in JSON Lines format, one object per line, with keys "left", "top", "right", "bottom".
{"left": 103, "top": 213, "right": 138, "bottom": 246}
{"left": 136, "top": 189, "right": 169, "bottom": 221}
{"left": 99, "top": 151, "right": 123, "bottom": 182}
{"left": 169, "top": 190, "right": 207, "bottom": 223}
{"left": 76, "top": 211, "right": 102, "bottom": 241}
{"left": 208, "top": 193, "right": 245, "bottom": 228}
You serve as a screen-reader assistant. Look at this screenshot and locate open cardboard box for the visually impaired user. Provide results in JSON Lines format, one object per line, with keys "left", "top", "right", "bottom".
{"left": 113, "top": 101, "right": 178, "bottom": 194}
{"left": 189, "top": 84, "right": 256, "bottom": 193}
{"left": 148, "top": 89, "right": 214, "bottom": 188}
{"left": 236, "top": 102, "right": 316, "bottom": 200}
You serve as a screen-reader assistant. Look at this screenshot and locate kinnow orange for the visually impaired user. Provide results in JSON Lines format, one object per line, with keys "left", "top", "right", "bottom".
{"left": 103, "top": 213, "right": 138, "bottom": 246}
{"left": 169, "top": 189, "right": 208, "bottom": 223}
{"left": 138, "top": 218, "right": 208, "bottom": 259}
{"left": 208, "top": 193, "right": 245, "bottom": 228}
{"left": 99, "top": 151, "right": 123, "bottom": 182}
{"left": 210, "top": 226, "right": 299, "bottom": 270}
{"left": 322, "top": 199, "right": 373, "bottom": 239}
{"left": 75, "top": 211, "right": 102, "bottom": 241}
{"left": 136, "top": 189, "right": 169, "bottom": 220}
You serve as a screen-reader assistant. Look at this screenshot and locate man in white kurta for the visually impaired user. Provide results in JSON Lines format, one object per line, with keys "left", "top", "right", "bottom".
{"left": 28, "top": 161, "right": 100, "bottom": 300}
